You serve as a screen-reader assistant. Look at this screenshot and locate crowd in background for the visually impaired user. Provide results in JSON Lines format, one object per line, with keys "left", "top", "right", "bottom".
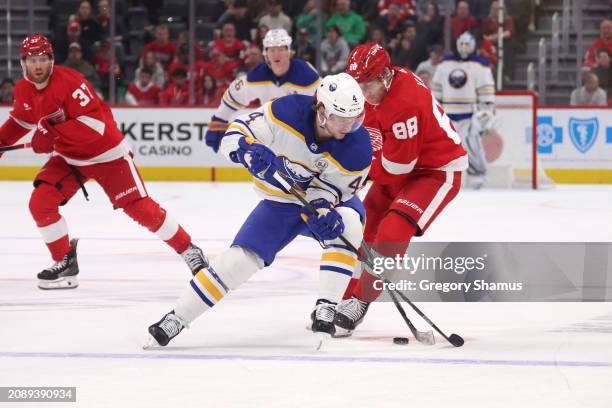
{"left": 1, "top": 0, "right": 610, "bottom": 106}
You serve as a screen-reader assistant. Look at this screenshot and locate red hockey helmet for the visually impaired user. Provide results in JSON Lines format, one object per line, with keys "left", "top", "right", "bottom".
{"left": 345, "top": 43, "right": 392, "bottom": 83}
{"left": 20, "top": 34, "right": 54, "bottom": 60}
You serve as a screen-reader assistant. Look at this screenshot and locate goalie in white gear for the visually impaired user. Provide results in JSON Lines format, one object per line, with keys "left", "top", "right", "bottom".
{"left": 146, "top": 73, "right": 372, "bottom": 347}
{"left": 205, "top": 28, "right": 321, "bottom": 152}
{"left": 432, "top": 32, "right": 495, "bottom": 189}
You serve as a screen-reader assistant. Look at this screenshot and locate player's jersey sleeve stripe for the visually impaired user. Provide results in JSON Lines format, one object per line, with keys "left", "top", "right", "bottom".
{"left": 9, "top": 114, "right": 36, "bottom": 130}
{"left": 253, "top": 178, "right": 295, "bottom": 199}
{"left": 224, "top": 90, "right": 245, "bottom": 107}
{"left": 227, "top": 123, "right": 255, "bottom": 139}
{"left": 435, "top": 154, "right": 468, "bottom": 171}
{"left": 222, "top": 99, "right": 239, "bottom": 111}
{"left": 381, "top": 155, "right": 417, "bottom": 175}
{"left": 76, "top": 115, "right": 105, "bottom": 135}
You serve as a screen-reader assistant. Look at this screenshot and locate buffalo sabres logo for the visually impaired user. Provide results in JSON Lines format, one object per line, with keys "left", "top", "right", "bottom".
{"left": 329, "top": 83, "right": 337, "bottom": 92}
{"left": 448, "top": 68, "right": 468, "bottom": 89}
{"left": 277, "top": 156, "right": 317, "bottom": 190}
{"left": 569, "top": 117, "right": 598, "bottom": 154}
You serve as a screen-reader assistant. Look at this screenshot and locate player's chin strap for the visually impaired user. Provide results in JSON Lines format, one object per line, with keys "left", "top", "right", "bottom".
{"left": 272, "top": 171, "right": 464, "bottom": 347}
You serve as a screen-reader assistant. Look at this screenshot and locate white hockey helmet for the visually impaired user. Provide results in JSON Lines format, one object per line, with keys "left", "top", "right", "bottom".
{"left": 316, "top": 73, "right": 365, "bottom": 133}
{"left": 456, "top": 32, "right": 476, "bottom": 59}
{"left": 263, "top": 28, "right": 292, "bottom": 51}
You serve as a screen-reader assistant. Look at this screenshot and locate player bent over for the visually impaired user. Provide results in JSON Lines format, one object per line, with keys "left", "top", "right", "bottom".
{"left": 205, "top": 28, "right": 320, "bottom": 153}
{"left": 0, "top": 35, "right": 208, "bottom": 289}
{"left": 146, "top": 73, "right": 372, "bottom": 346}
{"left": 333, "top": 44, "right": 468, "bottom": 335}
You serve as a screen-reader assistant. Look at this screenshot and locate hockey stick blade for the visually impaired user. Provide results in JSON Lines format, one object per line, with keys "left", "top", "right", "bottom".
{"left": 392, "top": 289, "right": 464, "bottom": 347}
{"left": 386, "top": 283, "right": 435, "bottom": 345}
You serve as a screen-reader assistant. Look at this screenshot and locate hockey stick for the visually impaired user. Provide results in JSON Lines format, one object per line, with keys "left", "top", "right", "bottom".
{"left": 271, "top": 171, "right": 435, "bottom": 345}
{"left": 0, "top": 142, "right": 31, "bottom": 152}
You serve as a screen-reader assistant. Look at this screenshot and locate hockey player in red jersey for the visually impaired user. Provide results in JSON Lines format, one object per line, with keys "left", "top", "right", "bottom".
{"left": 334, "top": 43, "right": 468, "bottom": 334}
{"left": 0, "top": 35, "right": 208, "bottom": 289}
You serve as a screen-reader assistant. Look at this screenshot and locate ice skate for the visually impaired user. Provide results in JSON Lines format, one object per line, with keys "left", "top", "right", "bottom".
{"left": 37, "top": 238, "right": 79, "bottom": 290}
{"left": 333, "top": 296, "right": 370, "bottom": 335}
{"left": 181, "top": 243, "right": 209, "bottom": 276}
{"left": 144, "top": 311, "right": 188, "bottom": 348}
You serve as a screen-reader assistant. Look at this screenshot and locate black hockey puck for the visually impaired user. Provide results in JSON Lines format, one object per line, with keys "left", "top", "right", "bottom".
{"left": 393, "top": 337, "right": 409, "bottom": 345}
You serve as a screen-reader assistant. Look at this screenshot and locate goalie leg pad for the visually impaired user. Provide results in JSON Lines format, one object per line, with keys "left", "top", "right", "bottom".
{"left": 175, "top": 246, "right": 264, "bottom": 323}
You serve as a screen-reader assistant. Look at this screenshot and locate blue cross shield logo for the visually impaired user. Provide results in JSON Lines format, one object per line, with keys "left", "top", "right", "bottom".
{"left": 569, "top": 117, "right": 598, "bottom": 154}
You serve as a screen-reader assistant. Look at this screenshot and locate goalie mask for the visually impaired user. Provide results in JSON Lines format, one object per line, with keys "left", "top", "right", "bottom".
{"left": 456, "top": 32, "right": 476, "bottom": 60}
{"left": 316, "top": 73, "right": 365, "bottom": 134}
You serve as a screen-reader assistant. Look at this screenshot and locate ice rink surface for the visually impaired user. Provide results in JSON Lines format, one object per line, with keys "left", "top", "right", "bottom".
{"left": 1, "top": 181, "right": 611, "bottom": 408}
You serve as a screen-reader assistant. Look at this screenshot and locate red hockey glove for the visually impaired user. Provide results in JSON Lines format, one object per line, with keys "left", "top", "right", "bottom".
{"left": 31, "top": 119, "right": 58, "bottom": 154}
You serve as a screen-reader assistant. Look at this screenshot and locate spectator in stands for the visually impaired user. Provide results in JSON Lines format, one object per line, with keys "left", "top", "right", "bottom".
{"left": 160, "top": 67, "right": 190, "bottom": 105}
{"left": 63, "top": 42, "right": 102, "bottom": 94}
{"left": 482, "top": 1, "right": 515, "bottom": 80}
{"left": 325, "top": 0, "right": 366, "bottom": 47}
{"left": 95, "top": 39, "right": 121, "bottom": 100}
{"left": 378, "top": 0, "right": 416, "bottom": 21}
{"left": 592, "top": 49, "right": 611, "bottom": 94}
{"left": 141, "top": 24, "right": 177, "bottom": 69}
{"left": 74, "top": 1, "right": 103, "bottom": 50}
{"left": 295, "top": 0, "right": 318, "bottom": 41}
{"left": 176, "top": 31, "right": 206, "bottom": 61}
{"left": 293, "top": 27, "right": 317, "bottom": 66}
{"left": 570, "top": 71, "right": 607, "bottom": 106}
{"left": 167, "top": 43, "right": 207, "bottom": 91}
{"left": 244, "top": 43, "right": 264, "bottom": 70}
{"left": 211, "top": 22, "right": 247, "bottom": 62}
{"left": 367, "top": 27, "right": 387, "bottom": 47}
{"left": 0, "top": 78, "right": 15, "bottom": 104}
{"left": 375, "top": 2, "right": 408, "bottom": 42}
{"left": 97, "top": 0, "right": 125, "bottom": 42}
{"left": 204, "top": 47, "right": 240, "bottom": 87}
{"left": 125, "top": 67, "right": 160, "bottom": 106}
{"left": 506, "top": 0, "right": 532, "bottom": 54}
{"left": 416, "top": 1, "right": 444, "bottom": 48}
{"left": 416, "top": 44, "right": 444, "bottom": 77}
{"left": 469, "top": 0, "right": 492, "bottom": 20}
{"left": 584, "top": 20, "right": 612, "bottom": 69}
{"left": 217, "top": 0, "right": 256, "bottom": 42}
{"left": 136, "top": 50, "right": 166, "bottom": 89}
{"left": 388, "top": 23, "right": 416, "bottom": 68}
{"left": 259, "top": 0, "right": 293, "bottom": 33}
{"left": 416, "top": 68, "right": 432, "bottom": 88}
{"left": 252, "top": 25, "right": 269, "bottom": 50}
{"left": 56, "top": 21, "right": 95, "bottom": 65}
{"left": 451, "top": 1, "right": 478, "bottom": 39}
{"left": 320, "top": 25, "right": 351, "bottom": 76}
{"left": 200, "top": 75, "right": 225, "bottom": 108}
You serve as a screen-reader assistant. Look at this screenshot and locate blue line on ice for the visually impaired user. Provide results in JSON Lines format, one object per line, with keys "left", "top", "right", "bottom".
{"left": 0, "top": 351, "right": 610, "bottom": 367}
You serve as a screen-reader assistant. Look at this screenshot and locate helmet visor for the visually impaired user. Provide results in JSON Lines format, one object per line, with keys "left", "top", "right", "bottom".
{"left": 327, "top": 110, "right": 365, "bottom": 134}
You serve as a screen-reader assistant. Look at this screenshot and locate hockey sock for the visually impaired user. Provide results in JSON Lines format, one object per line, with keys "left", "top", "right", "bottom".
{"left": 122, "top": 197, "right": 191, "bottom": 253}
{"left": 354, "top": 211, "right": 417, "bottom": 303}
{"left": 175, "top": 246, "right": 262, "bottom": 322}
{"left": 320, "top": 244, "right": 358, "bottom": 303}
{"left": 29, "top": 183, "right": 71, "bottom": 261}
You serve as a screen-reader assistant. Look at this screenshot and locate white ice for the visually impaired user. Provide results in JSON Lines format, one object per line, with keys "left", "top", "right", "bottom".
{"left": 1, "top": 182, "right": 611, "bottom": 408}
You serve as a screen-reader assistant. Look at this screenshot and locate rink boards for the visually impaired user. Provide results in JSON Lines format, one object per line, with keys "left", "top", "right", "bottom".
{"left": 0, "top": 105, "right": 610, "bottom": 183}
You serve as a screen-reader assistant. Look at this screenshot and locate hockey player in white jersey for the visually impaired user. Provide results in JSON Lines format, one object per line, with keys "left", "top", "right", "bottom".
{"left": 432, "top": 32, "right": 495, "bottom": 189}
{"left": 205, "top": 28, "right": 321, "bottom": 152}
{"left": 146, "top": 73, "right": 372, "bottom": 347}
